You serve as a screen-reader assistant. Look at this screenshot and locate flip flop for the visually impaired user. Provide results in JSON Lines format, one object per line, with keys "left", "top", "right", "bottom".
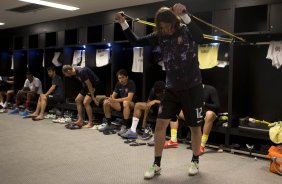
{"left": 124, "top": 139, "right": 136, "bottom": 144}
{"left": 129, "top": 142, "right": 146, "bottom": 146}
{"left": 23, "top": 115, "right": 37, "bottom": 119}
{"left": 65, "top": 123, "right": 75, "bottom": 129}
{"left": 69, "top": 124, "right": 82, "bottom": 130}
{"left": 32, "top": 117, "right": 44, "bottom": 121}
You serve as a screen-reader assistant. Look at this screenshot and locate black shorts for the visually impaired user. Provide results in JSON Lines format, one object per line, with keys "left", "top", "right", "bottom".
{"left": 158, "top": 84, "right": 204, "bottom": 127}
{"left": 79, "top": 83, "right": 101, "bottom": 97}
{"left": 47, "top": 95, "right": 64, "bottom": 104}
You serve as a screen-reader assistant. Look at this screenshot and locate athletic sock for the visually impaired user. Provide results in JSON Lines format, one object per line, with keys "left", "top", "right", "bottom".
{"left": 154, "top": 156, "right": 162, "bottom": 167}
{"left": 106, "top": 118, "right": 112, "bottom": 125}
{"left": 201, "top": 134, "right": 209, "bottom": 147}
{"left": 192, "top": 154, "right": 199, "bottom": 163}
{"left": 130, "top": 117, "right": 139, "bottom": 132}
{"left": 123, "top": 119, "right": 129, "bottom": 128}
{"left": 171, "top": 128, "right": 178, "bottom": 142}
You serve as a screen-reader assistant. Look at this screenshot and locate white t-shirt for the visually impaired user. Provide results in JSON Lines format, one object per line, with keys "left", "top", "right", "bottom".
{"left": 24, "top": 77, "right": 43, "bottom": 94}
{"left": 266, "top": 41, "right": 282, "bottom": 69}
{"left": 132, "top": 47, "right": 143, "bottom": 73}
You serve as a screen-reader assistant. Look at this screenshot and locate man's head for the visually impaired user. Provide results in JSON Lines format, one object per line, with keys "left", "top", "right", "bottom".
{"left": 155, "top": 7, "right": 181, "bottom": 36}
{"left": 47, "top": 66, "right": 56, "bottom": 78}
{"left": 26, "top": 72, "right": 34, "bottom": 82}
{"left": 153, "top": 81, "right": 165, "bottom": 96}
{"left": 62, "top": 65, "right": 75, "bottom": 77}
{"left": 116, "top": 69, "right": 128, "bottom": 86}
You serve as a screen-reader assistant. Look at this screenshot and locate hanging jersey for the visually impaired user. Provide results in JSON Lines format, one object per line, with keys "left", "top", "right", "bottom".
{"left": 96, "top": 49, "right": 110, "bottom": 67}
{"left": 80, "top": 50, "right": 86, "bottom": 68}
{"left": 198, "top": 44, "right": 219, "bottom": 69}
{"left": 72, "top": 50, "right": 82, "bottom": 66}
{"left": 132, "top": 47, "right": 143, "bottom": 73}
{"left": 266, "top": 41, "right": 282, "bottom": 69}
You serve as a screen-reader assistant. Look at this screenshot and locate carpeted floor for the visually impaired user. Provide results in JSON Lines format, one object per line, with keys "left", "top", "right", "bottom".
{"left": 0, "top": 113, "right": 281, "bottom": 184}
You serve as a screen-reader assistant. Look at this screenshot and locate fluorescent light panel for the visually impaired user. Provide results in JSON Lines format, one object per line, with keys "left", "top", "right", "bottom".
{"left": 19, "top": 0, "right": 79, "bottom": 11}
{"left": 0, "top": 22, "right": 5, "bottom": 25}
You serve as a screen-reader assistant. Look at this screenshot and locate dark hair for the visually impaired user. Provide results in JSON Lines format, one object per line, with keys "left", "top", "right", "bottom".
{"left": 26, "top": 72, "right": 33, "bottom": 76}
{"left": 47, "top": 66, "right": 55, "bottom": 72}
{"left": 154, "top": 7, "right": 181, "bottom": 35}
{"left": 153, "top": 81, "right": 165, "bottom": 94}
{"left": 116, "top": 69, "right": 128, "bottom": 77}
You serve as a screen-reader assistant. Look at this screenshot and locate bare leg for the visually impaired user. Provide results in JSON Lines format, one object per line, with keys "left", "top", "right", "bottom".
{"left": 190, "top": 126, "right": 202, "bottom": 156}
{"left": 75, "top": 94, "right": 84, "bottom": 125}
{"left": 203, "top": 111, "right": 217, "bottom": 135}
{"left": 83, "top": 95, "right": 93, "bottom": 128}
{"left": 155, "top": 118, "right": 170, "bottom": 156}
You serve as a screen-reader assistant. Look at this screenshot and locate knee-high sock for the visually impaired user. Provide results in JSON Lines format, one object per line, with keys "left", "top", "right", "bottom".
{"left": 201, "top": 134, "right": 209, "bottom": 147}
{"left": 171, "top": 128, "right": 177, "bottom": 142}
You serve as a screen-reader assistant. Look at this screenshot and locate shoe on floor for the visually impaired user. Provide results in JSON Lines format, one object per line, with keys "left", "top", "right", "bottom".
{"left": 117, "top": 125, "right": 127, "bottom": 136}
{"left": 144, "top": 164, "right": 161, "bottom": 179}
{"left": 98, "top": 123, "right": 108, "bottom": 132}
{"left": 188, "top": 161, "right": 199, "bottom": 176}
{"left": 199, "top": 146, "right": 205, "bottom": 155}
{"left": 164, "top": 140, "right": 178, "bottom": 148}
{"left": 121, "top": 129, "right": 138, "bottom": 139}
{"left": 19, "top": 109, "right": 29, "bottom": 117}
{"left": 9, "top": 107, "right": 19, "bottom": 115}
{"left": 140, "top": 127, "right": 153, "bottom": 140}
{"left": 147, "top": 136, "right": 154, "bottom": 146}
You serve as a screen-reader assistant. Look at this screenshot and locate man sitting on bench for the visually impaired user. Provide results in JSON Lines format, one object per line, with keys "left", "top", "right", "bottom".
{"left": 28, "top": 66, "right": 64, "bottom": 121}
{"left": 100, "top": 69, "right": 136, "bottom": 135}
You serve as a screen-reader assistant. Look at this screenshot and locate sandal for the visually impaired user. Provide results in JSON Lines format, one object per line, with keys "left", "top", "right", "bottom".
{"left": 69, "top": 124, "right": 82, "bottom": 130}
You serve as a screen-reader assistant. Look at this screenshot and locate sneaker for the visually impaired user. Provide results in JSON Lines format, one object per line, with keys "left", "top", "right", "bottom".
{"left": 147, "top": 136, "right": 154, "bottom": 146}
{"left": 90, "top": 124, "right": 99, "bottom": 130}
{"left": 121, "top": 129, "right": 138, "bottom": 139}
{"left": 102, "top": 125, "right": 115, "bottom": 135}
{"left": 164, "top": 140, "right": 178, "bottom": 148}
{"left": 98, "top": 123, "right": 107, "bottom": 131}
{"left": 9, "top": 107, "right": 19, "bottom": 115}
{"left": 19, "top": 109, "right": 29, "bottom": 117}
{"left": 111, "top": 118, "right": 122, "bottom": 126}
{"left": 199, "top": 146, "right": 205, "bottom": 155}
{"left": 99, "top": 123, "right": 113, "bottom": 132}
{"left": 144, "top": 164, "right": 161, "bottom": 179}
{"left": 140, "top": 127, "right": 153, "bottom": 140}
{"left": 117, "top": 125, "right": 127, "bottom": 136}
{"left": 188, "top": 161, "right": 199, "bottom": 176}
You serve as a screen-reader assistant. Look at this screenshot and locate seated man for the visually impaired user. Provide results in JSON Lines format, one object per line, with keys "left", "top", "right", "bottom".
{"left": 121, "top": 81, "right": 165, "bottom": 139}
{"left": 0, "top": 76, "right": 14, "bottom": 109}
{"left": 100, "top": 69, "right": 136, "bottom": 135}
{"left": 62, "top": 65, "right": 100, "bottom": 128}
{"left": 9, "top": 72, "right": 42, "bottom": 116}
{"left": 28, "top": 66, "right": 64, "bottom": 121}
{"left": 164, "top": 84, "right": 220, "bottom": 153}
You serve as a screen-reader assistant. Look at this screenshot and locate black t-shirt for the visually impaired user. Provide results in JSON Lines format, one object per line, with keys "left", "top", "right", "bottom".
{"left": 203, "top": 84, "right": 220, "bottom": 113}
{"left": 51, "top": 75, "right": 64, "bottom": 98}
{"left": 124, "top": 21, "right": 203, "bottom": 90}
{"left": 147, "top": 88, "right": 164, "bottom": 101}
{"left": 75, "top": 66, "right": 100, "bottom": 87}
{"left": 114, "top": 80, "right": 136, "bottom": 100}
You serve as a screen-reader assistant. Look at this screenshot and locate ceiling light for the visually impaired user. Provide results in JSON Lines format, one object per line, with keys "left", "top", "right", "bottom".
{"left": 19, "top": 0, "right": 79, "bottom": 11}
{"left": 0, "top": 22, "right": 5, "bottom": 25}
